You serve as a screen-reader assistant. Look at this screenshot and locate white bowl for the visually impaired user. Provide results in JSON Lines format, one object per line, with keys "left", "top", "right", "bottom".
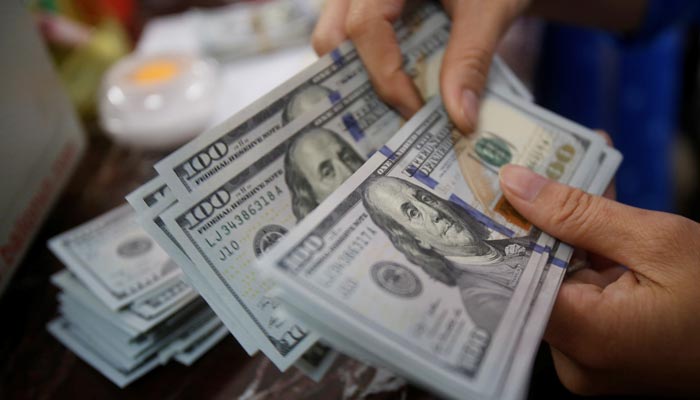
{"left": 99, "top": 52, "right": 219, "bottom": 150}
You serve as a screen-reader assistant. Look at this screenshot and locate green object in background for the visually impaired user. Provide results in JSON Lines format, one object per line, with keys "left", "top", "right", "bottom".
{"left": 58, "top": 18, "right": 130, "bottom": 116}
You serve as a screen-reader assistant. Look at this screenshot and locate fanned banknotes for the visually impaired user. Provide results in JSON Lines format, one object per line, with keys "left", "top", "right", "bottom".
{"left": 153, "top": 5, "right": 530, "bottom": 198}
{"left": 121, "top": 2, "right": 622, "bottom": 398}
{"left": 257, "top": 95, "right": 617, "bottom": 399}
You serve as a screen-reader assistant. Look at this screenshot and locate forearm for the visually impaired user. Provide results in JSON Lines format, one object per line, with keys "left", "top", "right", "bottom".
{"left": 527, "top": 0, "right": 648, "bottom": 33}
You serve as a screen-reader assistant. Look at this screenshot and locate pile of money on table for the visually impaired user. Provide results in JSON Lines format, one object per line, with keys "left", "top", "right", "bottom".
{"left": 67, "top": 3, "right": 620, "bottom": 398}
{"left": 47, "top": 205, "right": 228, "bottom": 387}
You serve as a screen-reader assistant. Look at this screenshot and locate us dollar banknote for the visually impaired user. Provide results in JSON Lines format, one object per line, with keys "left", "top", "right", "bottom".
{"left": 256, "top": 94, "right": 610, "bottom": 399}
{"left": 127, "top": 177, "right": 260, "bottom": 355}
{"left": 157, "top": 89, "right": 603, "bottom": 373}
{"left": 138, "top": 5, "right": 531, "bottom": 371}
{"left": 277, "top": 156, "right": 618, "bottom": 396}
{"left": 131, "top": 177, "right": 342, "bottom": 376}
{"left": 48, "top": 205, "right": 189, "bottom": 310}
{"left": 154, "top": 5, "right": 528, "bottom": 198}
{"left": 47, "top": 317, "right": 161, "bottom": 388}
{"left": 51, "top": 269, "right": 197, "bottom": 335}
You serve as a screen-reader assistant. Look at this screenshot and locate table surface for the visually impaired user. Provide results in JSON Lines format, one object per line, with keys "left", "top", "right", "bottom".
{"left": 0, "top": 135, "right": 626, "bottom": 400}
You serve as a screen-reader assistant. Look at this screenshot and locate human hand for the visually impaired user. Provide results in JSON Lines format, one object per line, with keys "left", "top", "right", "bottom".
{"left": 499, "top": 164, "right": 700, "bottom": 396}
{"left": 311, "top": 0, "right": 529, "bottom": 132}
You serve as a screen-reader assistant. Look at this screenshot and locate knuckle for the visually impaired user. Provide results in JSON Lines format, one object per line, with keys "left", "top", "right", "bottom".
{"left": 370, "top": 69, "right": 407, "bottom": 106}
{"left": 442, "top": 46, "right": 492, "bottom": 87}
{"left": 347, "top": 0, "right": 403, "bottom": 35}
{"left": 345, "top": 12, "right": 369, "bottom": 38}
{"left": 344, "top": 18, "right": 360, "bottom": 37}
{"left": 550, "top": 188, "right": 598, "bottom": 233}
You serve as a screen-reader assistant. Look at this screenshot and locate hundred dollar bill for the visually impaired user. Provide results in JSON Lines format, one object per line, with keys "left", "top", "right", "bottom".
{"left": 128, "top": 178, "right": 260, "bottom": 355}
{"left": 273, "top": 111, "right": 618, "bottom": 398}
{"left": 155, "top": 5, "right": 526, "bottom": 198}
{"left": 126, "top": 177, "right": 174, "bottom": 215}
{"left": 55, "top": 299, "right": 217, "bottom": 377}
{"left": 257, "top": 94, "right": 606, "bottom": 399}
{"left": 588, "top": 146, "right": 622, "bottom": 195}
{"left": 174, "top": 325, "right": 229, "bottom": 366}
{"left": 58, "top": 291, "right": 212, "bottom": 361}
{"left": 277, "top": 148, "right": 621, "bottom": 392}
{"left": 293, "top": 343, "right": 339, "bottom": 382}
{"left": 48, "top": 205, "right": 187, "bottom": 310}
{"left": 155, "top": 86, "right": 575, "bottom": 373}
{"left": 154, "top": 3, "right": 444, "bottom": 197}
{"left": 156, "top": 316, "right": 223, "bottom": 363}
{"left": 138, "top": 6, "right": 525, "bottom": 370}
{"left": 48, "top": 317, "right": 160, "bottom": 388}
{"left": 160, "top": 176, "right": 319, "bottom": 371}
{"left": 128, "top": 2, "right": 535, "bottom": 372}
{"left": 51, "top": 270, "right": 197, "bottom": 335}
{"left": 133, "top": 181, "right": 344, "bottom": 376}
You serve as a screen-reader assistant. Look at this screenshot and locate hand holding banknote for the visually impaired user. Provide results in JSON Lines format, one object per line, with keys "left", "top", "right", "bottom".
{"left": 500, "top": 164, "right": 700, "bottom": 396}
{"left": 312, "top": 0, "right": 530, "bottom": 129}
{"left": 311, "top": 0, "right": 647, "bottom": 132}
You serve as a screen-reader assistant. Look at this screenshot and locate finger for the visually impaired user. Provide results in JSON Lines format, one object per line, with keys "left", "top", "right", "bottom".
{"left": 549, "top": 347, "right": 618, "bottom": 396}
{"left": 312, "top": 0, "right": 351, "bottom": 55}
{"left": 567, "top": 265, "right": 627, "bottom": 288}
{"left": 566, "top": 268, "right": 611, "bottom": 288}
{"left": 543, "top": 278, "right": 606, "bottom": 366}
{"left": 345, "top": 0, "right": 423, "bottom": 118}
{"left": 595, "top": 265, "right": 628, "bottom": 283}
{"left": 440, "top": 0, "right": 523, "bottom": 133}
{"left": 498, "top": 164, "right": 664, "bottom": 279}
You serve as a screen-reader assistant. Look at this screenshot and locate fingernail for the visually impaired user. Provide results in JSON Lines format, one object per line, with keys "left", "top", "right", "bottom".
{"left": 499, "top": 164, "right": 548, "bottom": 203}
{"left": 461, "top": 89, "right": 479, "bottom": 131}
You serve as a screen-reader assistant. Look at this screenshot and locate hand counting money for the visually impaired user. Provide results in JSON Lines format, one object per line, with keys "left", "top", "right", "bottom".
{"left": 129, "top": 3, "right": 536, "bottom": 375}
{"left": 73, "top": 2, "right": 624, "bottom": 396}
{"left": 257, "top": 95, "right": 617, "bottom": 399}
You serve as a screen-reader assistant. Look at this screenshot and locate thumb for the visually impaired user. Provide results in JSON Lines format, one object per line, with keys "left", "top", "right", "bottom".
{"left": 498, "top": 164, "right": 659, "bottom": 277}
{"left": 440, "top": 0, "right": 522, "bottom": 133}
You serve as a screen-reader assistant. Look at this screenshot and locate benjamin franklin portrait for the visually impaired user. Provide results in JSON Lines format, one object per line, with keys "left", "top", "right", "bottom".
{"left": 285, "top": 128, "right": 364, "bottom": 220}
{"left": 282, "top": 85, "right": 332, "bottom": 124}
{"left": 361, "top": 176, "right": 532, "bottom": 334}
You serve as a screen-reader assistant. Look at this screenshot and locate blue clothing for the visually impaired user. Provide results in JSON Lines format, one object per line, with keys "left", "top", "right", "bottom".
{"left": 640, "top": 0, "right": 700, "bottom": 37}
{"left": 536, "top": 1, "right": 695, "bottom": 212}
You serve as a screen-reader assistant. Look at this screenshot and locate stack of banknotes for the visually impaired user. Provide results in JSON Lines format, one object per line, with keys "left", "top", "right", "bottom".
{"left": 46, "top": 205, "right": 229, "bottom": 387}
{"left": 120, "top": 3, "right": 618, "bottom": 398}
